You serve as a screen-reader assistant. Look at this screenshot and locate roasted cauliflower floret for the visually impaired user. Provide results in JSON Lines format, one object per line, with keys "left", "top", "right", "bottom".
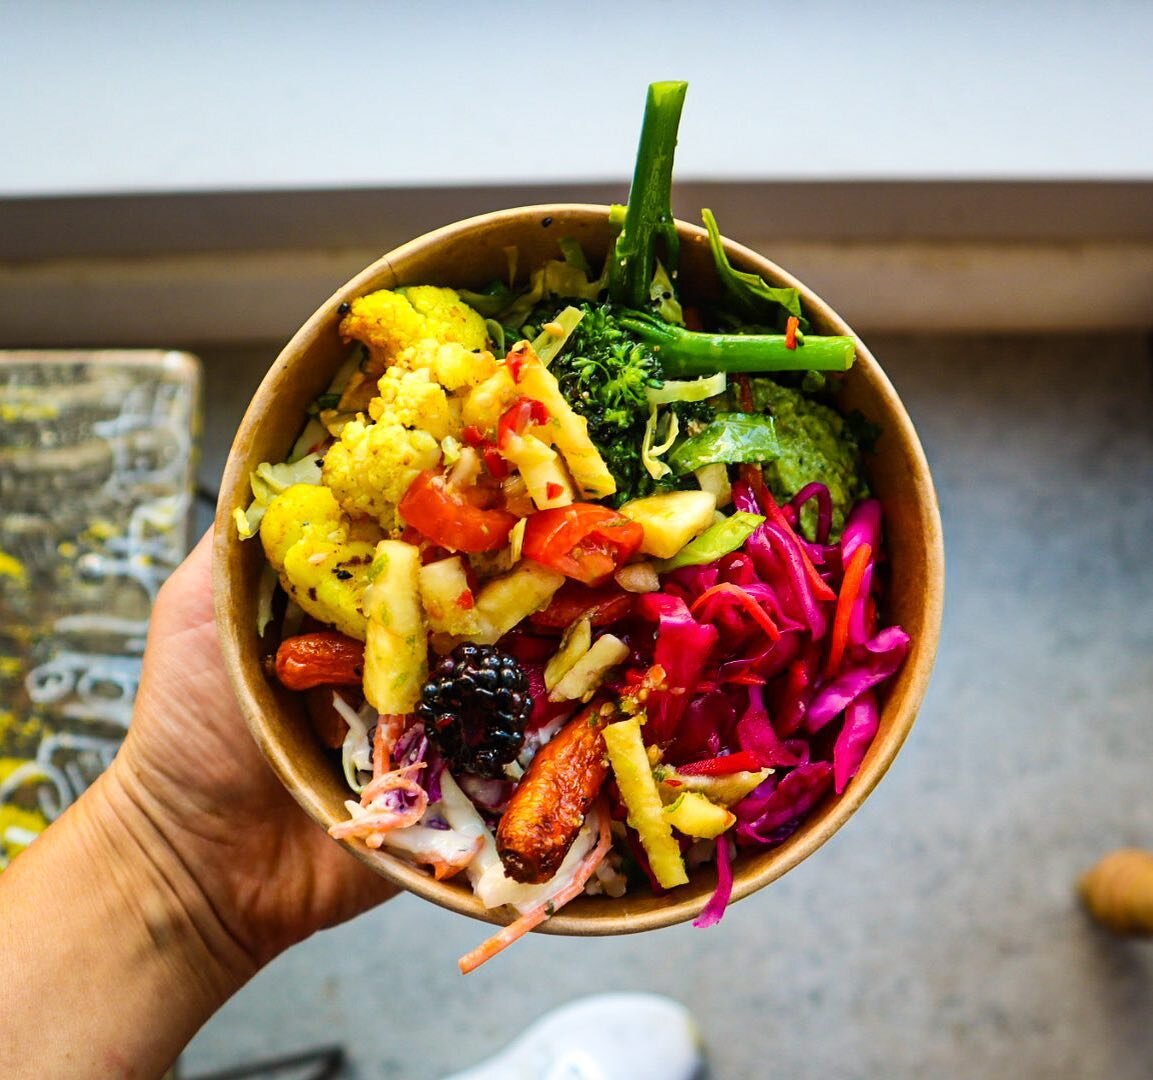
{"left": 322, "top": 418, "right": 441, "bottom": 530}
{"left": 368, "top": 366, "right": 457, "bottom": 441}
{"left": 394, "top": 338, "right": 497, "bottom": 393}
{"left": 339, "top": 286, "right": 487, "bottom": 360}
{"left": 260, "top": 483, "right": 340, "bottom": 572}
{"left": 259, "top": 483, "right": 376, "bottom": 640}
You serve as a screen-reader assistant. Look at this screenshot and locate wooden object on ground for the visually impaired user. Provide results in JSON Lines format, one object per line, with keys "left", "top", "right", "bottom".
{"left": 1079, "top": 848, "right": 1153, "bottom": 936}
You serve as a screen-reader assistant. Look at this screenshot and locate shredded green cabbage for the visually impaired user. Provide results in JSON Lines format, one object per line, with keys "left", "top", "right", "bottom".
{"left": 233, "top": 452, "right": 325, "bottom": 540}
{"left": 645, "top": 371, "right": 727, "bottom": 406}
{"left": 641, "top": 405, "right": 681, "bottom": 480}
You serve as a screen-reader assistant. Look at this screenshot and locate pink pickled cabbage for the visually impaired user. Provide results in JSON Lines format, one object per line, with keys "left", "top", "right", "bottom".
{"left": 833, "top": 690, "right": 879, "bottom": 794}
{"left": 736, "top": 684, "right": 805, "bottom": 767}
{"left": 805, "top": 625, "right": 910, "bottom": 733}
{"left": 634, "top": 592, "right": 719, "bottom": 745}
{"left": 791, "top": 482, "right": 833, "bottom": 545}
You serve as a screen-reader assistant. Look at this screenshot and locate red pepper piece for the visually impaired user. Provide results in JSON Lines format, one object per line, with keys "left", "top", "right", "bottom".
{"left": 785, "top": 315, "right": 800, "bottom": 350}
{"left": 676, "top": 750, "right": 764, "bottom": 776}
{"left": 530, "top": 581, "right": 635, "bottom": 630}
{"left": 497, "top": 397, "right": 550, "bottom": 450}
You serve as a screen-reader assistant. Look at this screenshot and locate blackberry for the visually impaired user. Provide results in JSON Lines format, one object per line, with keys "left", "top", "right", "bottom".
{"left": 417, "top": 644, "right": 531, "bottom": 778}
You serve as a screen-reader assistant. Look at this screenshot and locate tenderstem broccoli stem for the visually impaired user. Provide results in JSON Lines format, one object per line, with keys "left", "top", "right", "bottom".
{"left": 619, "top": 314, "right": 856, "bottom": 377}
{"left": 607, "top": 81, "right": 688, "bottom": 309}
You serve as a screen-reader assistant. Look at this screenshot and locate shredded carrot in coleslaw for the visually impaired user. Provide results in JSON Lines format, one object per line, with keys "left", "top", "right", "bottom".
{"left": 458, "top": 803, "right": 612, "bottom": 974}
{"left": 826, "top": 542, "right": 872, "bottom": 676}
{"left": 328, "top": 762, "right": 428, "bottom": 847}
{"left": 373, "top": 713, "right": 407, "bottom": 777}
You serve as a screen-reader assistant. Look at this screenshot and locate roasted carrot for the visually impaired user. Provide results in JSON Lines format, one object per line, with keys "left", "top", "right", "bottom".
{"left": 496, "top": 701, "right": 614, "bottom": 884}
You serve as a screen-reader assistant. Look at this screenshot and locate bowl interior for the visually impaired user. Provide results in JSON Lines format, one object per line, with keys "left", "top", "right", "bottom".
{"left": 213, "top": 205, "right": 944, "bottom": 936}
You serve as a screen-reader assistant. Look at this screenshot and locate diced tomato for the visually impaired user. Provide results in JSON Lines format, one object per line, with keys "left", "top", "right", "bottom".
{"left": 461, "top": 424, "right": 510, "bottom": 479}
{"left": 399, "top": 469, "right": 518, "bottom": 553}
{"left": 481, "top": 445, "right": 509, "bottom": 479}
{"left": 497, "top": 397, "right": 550, "bottom": 449}
{"left": 676, "top": 750, "right": 764, "bottom": 776}
{"left": 530, "top": 581, "right": 635, "bottom": 629}
{"left": 521, "top": 504, "right": 644, "bottom": 586}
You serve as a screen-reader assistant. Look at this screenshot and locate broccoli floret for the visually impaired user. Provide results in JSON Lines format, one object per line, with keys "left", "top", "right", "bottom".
{"left": 545, "top": 301, "right": 706, "bottom": 504}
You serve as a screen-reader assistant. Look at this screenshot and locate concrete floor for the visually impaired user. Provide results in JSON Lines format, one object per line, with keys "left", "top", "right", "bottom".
{"left": 184, "top": 333, "right": 1153, "bottom": 1080}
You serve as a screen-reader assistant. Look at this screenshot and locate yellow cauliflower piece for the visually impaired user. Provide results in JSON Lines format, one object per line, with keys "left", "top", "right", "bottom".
{"left": 395, "top": 338, "right": 497, "bottom": 393}
{"left": 322, "top": 417, "right": 441, "bottom": 530}
{"left": 339, "top": 286, "right": 487, "bottom": 360}
{"left": 260, "top": 483, "right": 341, "bottom": 572}
{"left": 400, "top": 285, "right": 488, "bottom": 346}
{"left": 368, "top": 366, "right": 457, "bottom": 441}
{"left": 259, "top": 484, "right": 376, "bottom": 639}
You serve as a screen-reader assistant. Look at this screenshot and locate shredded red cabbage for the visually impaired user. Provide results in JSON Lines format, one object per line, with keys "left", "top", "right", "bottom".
{"left": 736, "top": 685, "right": 805, "bottom": 767}
{"left": 634, "top": 592, "right": 719, "bottom": 745}
{"left": 791, "top": 482, "right": 833, "bottom": 545}
{"left": 734, "top": 761, "right": 834, "bottom": 846}
{"left": 378, "top": 720, "right": 444, "bottom": 810}
{"left": 693, "top": 835, "right": 735, "bottom": 928}
{"left": 805, "top": 625, "right": 910, "bottom": 733}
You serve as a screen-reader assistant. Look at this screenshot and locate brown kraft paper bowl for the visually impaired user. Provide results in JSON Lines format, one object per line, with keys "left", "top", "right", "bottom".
{"left": 213, "top": 204, "right": 945, "bottom": 936}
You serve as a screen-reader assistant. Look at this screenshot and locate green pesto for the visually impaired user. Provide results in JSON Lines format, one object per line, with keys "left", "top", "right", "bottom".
{"left": 748, "top": 378, "right": 867, "bottom": 541}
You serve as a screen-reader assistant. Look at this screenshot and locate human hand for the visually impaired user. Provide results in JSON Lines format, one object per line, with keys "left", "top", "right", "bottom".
{"left": 0, "top": 531, "right": 397, "bottom": 1078}
{"left": 108, "top": 529, "right": 397, "bottom": 973}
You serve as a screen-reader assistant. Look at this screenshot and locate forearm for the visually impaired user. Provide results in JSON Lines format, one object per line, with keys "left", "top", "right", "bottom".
{"left": 0, "top": 768, "right": 254, "bottom": 1079}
